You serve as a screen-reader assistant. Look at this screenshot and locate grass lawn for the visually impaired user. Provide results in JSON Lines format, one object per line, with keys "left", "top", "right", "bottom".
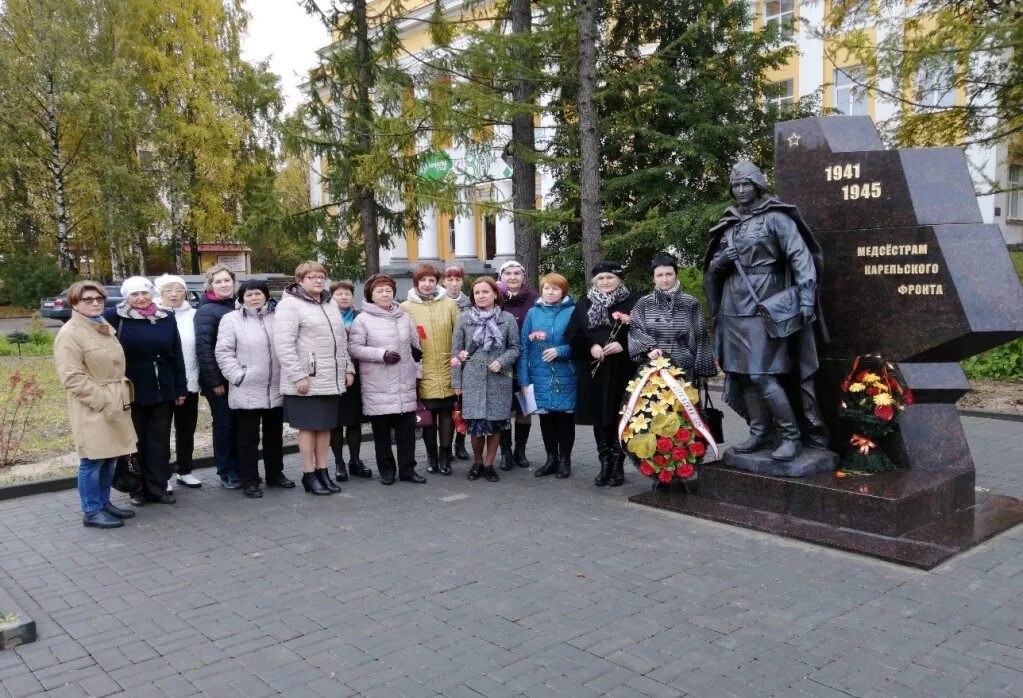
{"left": 0, "top": 306, "right": 35, "bottom": 319}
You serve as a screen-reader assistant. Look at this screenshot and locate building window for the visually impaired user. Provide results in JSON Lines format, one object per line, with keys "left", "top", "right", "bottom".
{"left": 767, "top": 79, "right": 794, "bottom": 114}
{"left": 833, "top": 66, "right": 868, "bottom": 116}
{"left": 764, "top": 0, "right": 796, "bottom": 40}
{"left": 916, "top": 55, "right": 956, "bottom": 109}
{"left": 1010, "top": 164, "right": 1021, "bottom": 220}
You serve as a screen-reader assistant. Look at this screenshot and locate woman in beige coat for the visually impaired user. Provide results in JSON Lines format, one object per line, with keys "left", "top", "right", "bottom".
{"left": 273, "top": 261, "right": 355, "bottom": 495}
{"left": 53, "top": 281, "right": 138, "bottom": 529}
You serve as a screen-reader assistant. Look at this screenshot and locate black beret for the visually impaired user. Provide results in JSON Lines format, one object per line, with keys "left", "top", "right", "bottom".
{"left": 591, "top": 260, "right": 625, "bottom": 278}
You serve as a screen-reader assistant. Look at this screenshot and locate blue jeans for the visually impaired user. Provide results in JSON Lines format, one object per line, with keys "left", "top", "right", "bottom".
{"left": 204, "top": 390, "right": 238, "bottom": 479}
{"left": 78, "top": 457, "right": 117, "bottom": 514}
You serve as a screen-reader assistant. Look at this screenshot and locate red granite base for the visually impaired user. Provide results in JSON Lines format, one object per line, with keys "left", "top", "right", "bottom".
{"left": 629, "top": 463, "right": 1023, "bottom": 570}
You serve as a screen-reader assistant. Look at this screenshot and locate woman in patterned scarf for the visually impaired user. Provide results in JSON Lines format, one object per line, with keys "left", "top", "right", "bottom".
{"left": 451, "top": 277, "right": 521, "bottom": 482}
{"left": 565, "top": 261, "right": 640, "bottom": 487}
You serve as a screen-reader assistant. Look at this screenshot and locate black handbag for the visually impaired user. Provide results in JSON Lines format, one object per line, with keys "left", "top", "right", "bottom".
{"left": 728, "top": 231, "right": 812, "bottom": 339}
{"left": 701, "top": 386, "right": 725, "bottom": 444}
{"left": 112, "top": 453, "right": 141, "bottom": 493}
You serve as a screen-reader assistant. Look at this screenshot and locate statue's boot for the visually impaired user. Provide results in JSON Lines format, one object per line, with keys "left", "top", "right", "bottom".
{"left": 764, "top": 389, "right": 802, "bottom": 462}
{"left": 732, "top": 392, "right": 773, "bottom": 453}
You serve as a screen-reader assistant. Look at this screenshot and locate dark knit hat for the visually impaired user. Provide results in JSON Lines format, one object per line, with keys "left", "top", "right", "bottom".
{"left": 591, "top": 260, "right": 625, "bottom": 278}
{"left": 237, "top": 279, "right": 270, "bottom": 303}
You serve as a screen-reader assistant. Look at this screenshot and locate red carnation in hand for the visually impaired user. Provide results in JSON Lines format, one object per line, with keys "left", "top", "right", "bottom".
{"left": 690, "top": 442, "right": 706, "bottom": 458}
{"left": 658, "top": 469, "right": 674, "bottom": 483}
{"left": 874, "top": 404, "right": 895, "bottom": 421}
{"left": 656, "top": 437, "right": 673, "bottom": 452}
{"left": 671, "top": 446, "right": 689, "bottom": 461}
{"left": 676, "top": 463, "right": 695, "bottom": 478}
{"left": 639, "top": 461, "right": 654, "bottom": 476}
{"left": 653, "top": 455, "right": 668, "bottom": 467}
{"left": 674, "top": 428, "right": 692, "bottom": 442}
{"left": 416, "top": 325, "right": 427, "bottom": 340}
{"left": 904, "top": 389, "right": 914, "bottom": 405}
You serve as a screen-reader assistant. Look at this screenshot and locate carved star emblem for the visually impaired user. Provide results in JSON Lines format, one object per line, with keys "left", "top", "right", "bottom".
{"left": 787, "top": 132, "right": 801, "bottom": 148}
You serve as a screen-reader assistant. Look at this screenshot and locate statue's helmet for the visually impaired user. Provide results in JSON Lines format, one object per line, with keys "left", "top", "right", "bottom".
{"left": 729, "top": 161, "right": 768, "bottom": 193}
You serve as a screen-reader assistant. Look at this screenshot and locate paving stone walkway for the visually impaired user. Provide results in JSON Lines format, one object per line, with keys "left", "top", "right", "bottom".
{"left": 1, "top": 406, "right": 1021, "bottom": 697}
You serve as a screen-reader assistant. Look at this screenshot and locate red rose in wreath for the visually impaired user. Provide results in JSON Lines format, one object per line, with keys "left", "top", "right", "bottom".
{"left": 639, "top": 461, "right": 654, "bottom": 476}
{"left": 676, "top": 463, "right": 695, "bottom": 478}
{"left": 656, "top": 437, "right": 673, "bottom": 452}
{"left": 690, "top": 442, "right": 706, "bottom": 458}
{"left": 671, "top": 446, "right": 688, "bottom": 461}
{"left": 674, "top": 428, "right": 692, "bottom": 442}
{"left": 658, "top": 469, "right": 673, "bottom": 483}
{"left": 653, "top": 454, "right": 668, "bottom": 467}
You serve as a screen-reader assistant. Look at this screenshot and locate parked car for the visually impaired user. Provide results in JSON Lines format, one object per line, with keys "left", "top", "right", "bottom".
{"left": 40, "top": 282, "right": 203, "bottom": 321}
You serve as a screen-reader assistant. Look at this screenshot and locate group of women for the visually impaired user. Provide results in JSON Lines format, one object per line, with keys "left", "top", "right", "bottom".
{"left": 56, "top": 254, "right": 717, "bottom": 529}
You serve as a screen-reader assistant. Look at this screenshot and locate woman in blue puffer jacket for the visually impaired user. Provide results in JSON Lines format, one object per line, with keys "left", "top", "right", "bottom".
{"left": 517, "top": 273, "right": 577, "bottom": 479}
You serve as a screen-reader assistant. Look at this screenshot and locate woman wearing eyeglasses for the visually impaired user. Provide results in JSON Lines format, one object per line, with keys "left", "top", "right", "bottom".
{"left": 274, "top": 261, "right": 356, "bottom": 495}
{"left": 54, "top": 281, "right": 139, "bottom": 528}
{"left": 103, "top": 276, "right": 188, "bottom": 507}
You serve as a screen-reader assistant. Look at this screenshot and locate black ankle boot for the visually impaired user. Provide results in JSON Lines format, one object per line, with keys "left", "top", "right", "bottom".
{"left": 555, "top": 455, "right": 572, "bottom": 479}
{"left": 513, "top": 422, "right": 532, "bottom": 468}
{"left": 593, "top": 430, "right": 611, "bottom": 486}
{"left": 302, "top": 472, "right": 331, "bottom": 496}
{"left": 535, "top": 453, "right": 559, "bottom": 477}
{"left": 438, "top": 448, "right": 453, "bottom": 475}
{"left": 454, "top": 434, "right": 470, "bottom": 460}
{"left": 607, "top": 449, "right": 626, "bottom": 487}
{"left": 467, "top": 463, "right": 484, "bottom": 481}
{"left": 334, "top": 461, "right": 349, "bottom": 482}
{"left": 317, "top": 468, "right": 341, "bottom": 493}
{"left": 349, "top": 459, "right": 373, "bottom": 478}
{"left": 499, "top": 430, "right": 514, "bottom": 470}
{"left": 424, "top": 438, "right": 439, "bottom": 473}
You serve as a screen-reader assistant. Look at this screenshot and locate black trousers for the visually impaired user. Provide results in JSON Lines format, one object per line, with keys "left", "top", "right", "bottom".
{"left": 539, "top": 412, "right": 575, "bottom": 456}
{"left": 131, "top": 402, "right": 173, "bottom": 500}
{"left": 171, "top": 392, "right": 199, "bottom": 474}
{"left": 370, "top": 412, "right": 417, "bottom": 479}
{"left": 235, "top": 407, "right": 284, "bottom": 486}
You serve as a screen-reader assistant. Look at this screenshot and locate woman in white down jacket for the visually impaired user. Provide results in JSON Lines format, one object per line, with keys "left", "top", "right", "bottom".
{"left": 216, "top": 280, "right": 294, "bottom": 499}
{"left": 273, "top": 261, "right": 355, "bottom": 496}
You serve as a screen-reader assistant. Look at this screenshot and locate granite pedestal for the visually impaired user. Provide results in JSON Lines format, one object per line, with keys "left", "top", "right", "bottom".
{"left": 631, "top": 116, "right": 1023, "bottom": 567}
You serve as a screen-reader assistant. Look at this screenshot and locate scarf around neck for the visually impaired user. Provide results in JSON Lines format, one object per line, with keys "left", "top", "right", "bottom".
{"left": 653, "top": 281, "right": 683, "bottom": 309}
{"left": 466, "top": 306, "right": 503, "bottom": 351}
{"left": 586, "top": 284, "right": 630, "bottom": 329}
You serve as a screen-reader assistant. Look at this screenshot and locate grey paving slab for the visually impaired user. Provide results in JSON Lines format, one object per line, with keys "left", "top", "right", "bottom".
{"left": 1, "top": 404, "right": 1022, "bottom": 697}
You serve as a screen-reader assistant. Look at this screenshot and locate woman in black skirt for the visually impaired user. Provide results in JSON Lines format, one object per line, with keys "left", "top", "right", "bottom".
{"left": 273, "top": 261, "right": 356, "bottom": 496}
{"left": 330, "top": 281, "right": 372, "bottom": 481}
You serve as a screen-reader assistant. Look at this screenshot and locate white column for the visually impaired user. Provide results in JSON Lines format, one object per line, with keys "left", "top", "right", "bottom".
{"left": 387, "top": 231, "right": 409, "bottom": 265}
{"left": 494, "top": 180, "right": 515, "bottom": 259}
{"left": 454, "top": 193, "right": 477, "bottom": 261}
{"left": 418, "top": 207, "right": 440, "bottom": 262}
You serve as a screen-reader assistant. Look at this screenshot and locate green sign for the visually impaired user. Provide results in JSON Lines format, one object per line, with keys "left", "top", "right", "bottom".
{"left": 418, "top": 151, "right": 453, "bottom": 181}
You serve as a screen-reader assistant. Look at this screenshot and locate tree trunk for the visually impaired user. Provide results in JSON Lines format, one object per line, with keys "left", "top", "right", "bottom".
{"left": 169, "top": 197, "right": 183, "bottom": 273}
{"left": 353, "top": 0, "right": 380, "bottom": 274}
{"left": 45, "top": 103, "right": 76, "bottom": 272}
{"left": 188, "top": 232, "right": 200, "bottom": 274}
{"left": 577, "top": 0, "right": 602, "bottom": 276}
{"left": 510, "top": 0, "right": 539, "bottom": 290}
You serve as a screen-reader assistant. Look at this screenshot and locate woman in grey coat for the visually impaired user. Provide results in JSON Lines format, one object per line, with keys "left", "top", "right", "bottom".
{"left": 215, "top": 280, "right": 294, "bottom": 499}
{"left": 451, "top": 277, "right": 521, "bottom": 482}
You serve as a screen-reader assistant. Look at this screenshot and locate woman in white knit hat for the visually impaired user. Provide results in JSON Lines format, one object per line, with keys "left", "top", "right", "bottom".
{"left": 103, "top": 276, "right": 187, "bottom": 506}
{"left": 155, "top": 274, "right": 202, "bottom": 489}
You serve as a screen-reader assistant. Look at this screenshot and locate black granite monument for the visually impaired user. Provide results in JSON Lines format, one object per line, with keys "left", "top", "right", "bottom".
{"left": 632, "top": 116, "right": 1023, "bottom": 569}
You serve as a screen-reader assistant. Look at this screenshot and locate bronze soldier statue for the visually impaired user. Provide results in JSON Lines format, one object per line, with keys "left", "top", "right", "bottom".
{"left": 704, "top": 161, "right": 830, "bottom": 469}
